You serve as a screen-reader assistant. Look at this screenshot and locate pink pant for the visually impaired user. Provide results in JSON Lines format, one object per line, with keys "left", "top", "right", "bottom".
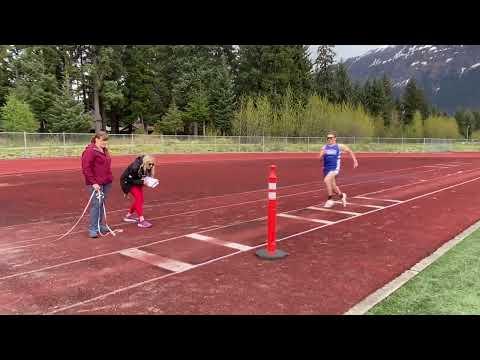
{"left": 129, "top": 185, "right": 144, "bottom": 217}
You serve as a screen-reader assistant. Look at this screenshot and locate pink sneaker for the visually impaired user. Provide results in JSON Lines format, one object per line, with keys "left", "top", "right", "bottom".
{"left": 123, "top": 214, "right": 139, "bottom": 223}
{"left": 137, "top": 220, "right": 152, "bottom": 228}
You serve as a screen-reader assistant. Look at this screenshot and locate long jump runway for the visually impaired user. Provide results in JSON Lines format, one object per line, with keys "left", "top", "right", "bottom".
{"left": 0, "top": 152, "right": 479, "bottom": 314}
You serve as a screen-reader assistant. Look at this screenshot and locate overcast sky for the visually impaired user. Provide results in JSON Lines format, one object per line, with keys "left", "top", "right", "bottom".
{"left": 309, "top": 45, "right": 389, "bottom": 62}
{"left": 334, "top": 45, "right": 387, "bottom": 61}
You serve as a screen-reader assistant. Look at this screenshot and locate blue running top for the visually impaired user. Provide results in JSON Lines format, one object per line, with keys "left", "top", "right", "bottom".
{"left": 322, "top": 143, "right": 341, "bottom": 174}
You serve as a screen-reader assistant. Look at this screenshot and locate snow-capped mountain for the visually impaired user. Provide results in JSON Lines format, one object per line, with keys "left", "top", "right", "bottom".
{"left": 344, "top": 45, "right": 480, "bottom": 113}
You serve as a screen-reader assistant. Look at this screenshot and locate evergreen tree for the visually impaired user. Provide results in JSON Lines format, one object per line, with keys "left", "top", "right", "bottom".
{"left": 209, "top": 57, "right": 236, "bottom": 135}
{"left": 381, "top": 74, "right": 395, "bottom": 126}
{"left": 360, "top": 79, "right": 371, "bottom": 112}
{"left": 83, "top": 45, "right": 125, "bottom": 131}
{"left": 155, "top": 99, "right": 184, "bottom": 135}
{"left": 123, "top": 45, "right": 158, "bottom": 133}
{"left": 473, "top": 111, "right": 480, "bottom": 132}
{"left": 0, "top": 93, "right": 38, "bottom": 132}
{"left": 454, "top": 109, "right": 475, "bottom": 138}
{"left": 102, "top": 79, "right": 127, "bottom": 133}
{"left": 10, "top": 46, "right": 58, "bottom": 132}
{"left": 171, "top": 45, "right": 217, "bottom": 109}
{"left": 402, "top": 78, "right": 429, "bottom": 124}
{"left": 404, "top": 110, "right": 424, "bottom": 138}
{"left": 394, "top": 97, "right": 403, "bottom": 114}
{"left": 362, "top": 79, "right": 386, "bottom": 117}
{"left": 0, "top": 45, "right": 12, "bottom": 107}
{"left": 351, "top": 81, "right": 363, "bottom": 106}
{"left": 333, "top": 62, "right": 353, "bottom": 104}
{"left": 235, "top": 45, "right": 313, "bottom": 104}
{"left": 47, "top": 82, "right": 91, "bottom": 133}
{"left": 313, "top": 45, "right": 336, "bottom": 102}
{"left": 184, "top": 88, "right": 210, "bottom": 135}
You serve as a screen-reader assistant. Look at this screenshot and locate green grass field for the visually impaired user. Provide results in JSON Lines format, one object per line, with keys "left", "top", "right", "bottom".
{"left": 368, "top": 226, "right": 480, "bottom": 315}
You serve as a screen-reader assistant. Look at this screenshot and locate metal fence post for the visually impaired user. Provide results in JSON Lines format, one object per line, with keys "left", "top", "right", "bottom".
{"left": 214, "top": 135, "right": 217, "bottom": 152}
{"left": 23, "top": 132, "right": 27, "bottom": 158}
{"left": 262, "top": 135, "right": 265, "bottom": 152}
{"left": 307, "top": 137, "right": 310, "bottom": 152}
{"left": 130, "top": 133, "right": 134, "bottom": 155}
{"left": 62, "top": 132, "right": 66, "bottom": 156}
{"left": 238, "top": 136, "right": 241, "bottom": 152}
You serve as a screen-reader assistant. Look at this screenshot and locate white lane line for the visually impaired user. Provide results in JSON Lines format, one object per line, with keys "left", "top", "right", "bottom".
{"left": 10, "top": 169, "right": 479, "bottom": 282}
{"left": 4, "top": 165, "right": 480, "bottom": 277}
{"left": 353, "top": 196, "right": 402, "bottom": 203}
{"left": 199, "top": 225, "right": 221, "bottom": 231}
{"left": 432, "top": 163, "right": 462, "bottom": 167}
{"left": 4, "top": 165, "right": 470, "bottom": 249}
{"left": 3, "top": 163, "right": 469, "bottom": 249}
{"left": 278, "top": 213, "right": 333, "bottom": 224}
{"left": 185, "top": 233, "right": 252, "bottom": 251}
{"left": 48, "top": 174, "right": 480, "bottom": 315}
{"left": 307, "top": 206, "right": 361, "bottom": 216}
{"left": 332, "top": 201, "right": 384, "bottom": 209}
{"left": 356, "top": 166, "right": 480, "bottom": 197}
{"left": 0, "top": 162, "right": 455, "bottom": 231}
{"left": 271, "top": 175, "right": 480, "bottom": 248}
{"left": 431, "top": 164, "right": 467, "bottom": 168}
{"left": 0, "top": 175, "right": 413, "bottom": 247}
{"left": 1, "top": 180, "right": 375, "bottom": 245}
{"left": 118, "top": 248, "right": 193, "bottom": 272}
{"left": 0, "top": 209, "right": 283, "bottom": 281}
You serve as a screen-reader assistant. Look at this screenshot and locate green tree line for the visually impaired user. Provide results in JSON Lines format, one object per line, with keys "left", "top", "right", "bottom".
{"left": 0, "top": 45, "right": 473, "bottom": 138}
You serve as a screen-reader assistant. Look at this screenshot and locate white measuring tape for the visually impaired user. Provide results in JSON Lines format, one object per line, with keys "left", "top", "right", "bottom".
{"left": 95, "top": 190, "right": 116, "bottom": 237}
{"left": 53, "top": 189, "right": 121, "bottom": 243}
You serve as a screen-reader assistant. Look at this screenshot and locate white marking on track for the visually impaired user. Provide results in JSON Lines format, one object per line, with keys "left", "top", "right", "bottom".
{"left": 353, "top": 196, "right": 402, "bottom": 203}
{"left": 307, "top": 206, "right": 361, "bottom": 216}
{"left": 185, "top": 233, "right": 252, "bottom": 251}
{"left": 199, "top": 225, "right": 221, "bottom": 231}
{"left": 118, "top": 248, "right": 193, "bottom": 272}
{"left": 332, "top": 201, "right": 384, "bottom": 209}
{"left": 278, "top": 213, "right": 333, "bottom": 224}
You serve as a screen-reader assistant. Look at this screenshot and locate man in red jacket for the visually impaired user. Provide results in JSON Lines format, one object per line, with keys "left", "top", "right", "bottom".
{"left": 81, "top": 130, "right": 113, "bottom": 238}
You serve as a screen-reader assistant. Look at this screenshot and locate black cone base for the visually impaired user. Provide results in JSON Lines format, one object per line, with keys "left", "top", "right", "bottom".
{"left": 255, "top": 248, "right": 288, "bottom": 260}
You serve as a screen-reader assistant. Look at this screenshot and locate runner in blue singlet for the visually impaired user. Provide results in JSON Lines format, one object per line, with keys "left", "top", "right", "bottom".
{"left": 319, "top": 132, "right": 358, "bottom": 208}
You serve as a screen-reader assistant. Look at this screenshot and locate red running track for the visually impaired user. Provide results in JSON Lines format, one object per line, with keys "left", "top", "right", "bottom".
{"left": 0, "top": 152, "right": 480, "bottom": 314}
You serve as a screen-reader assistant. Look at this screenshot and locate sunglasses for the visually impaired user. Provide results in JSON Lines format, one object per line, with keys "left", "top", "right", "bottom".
{"left": 326, "top": 136, "right": 335, "bottom": 140}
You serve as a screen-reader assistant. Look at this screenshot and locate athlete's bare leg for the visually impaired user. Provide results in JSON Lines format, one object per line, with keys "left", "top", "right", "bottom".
{"left": 332, "top": 175, "right": 347, "bottom": 207}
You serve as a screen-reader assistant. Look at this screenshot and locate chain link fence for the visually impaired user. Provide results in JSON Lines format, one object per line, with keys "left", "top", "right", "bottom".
{"left": 0, "top": 132, "right": 478, "bottom": 159}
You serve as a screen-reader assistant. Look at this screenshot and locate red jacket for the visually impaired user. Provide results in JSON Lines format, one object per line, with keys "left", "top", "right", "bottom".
{"left": 81, "top": 144, "right": 113, "bottom": 185}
